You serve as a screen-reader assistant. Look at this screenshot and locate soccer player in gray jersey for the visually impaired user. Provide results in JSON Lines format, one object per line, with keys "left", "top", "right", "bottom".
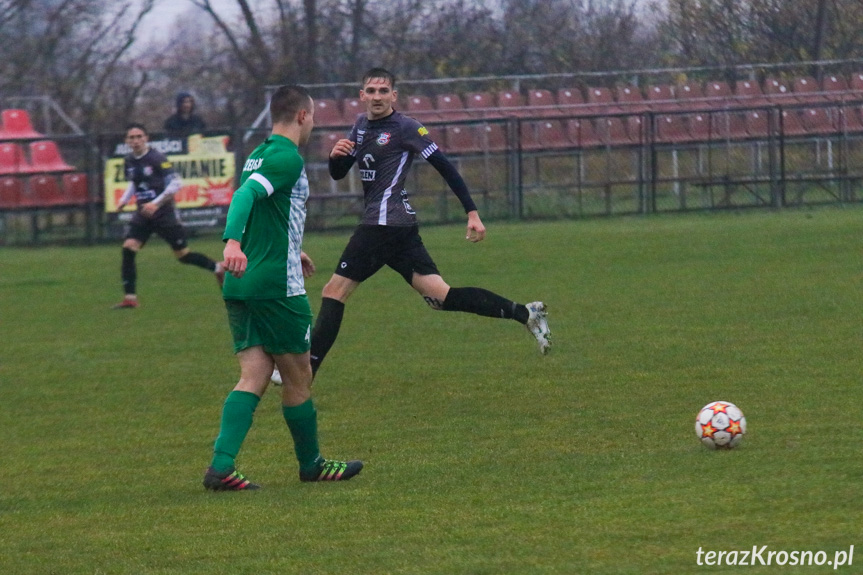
{"left": 304, "top": 67, "right": 551, "bottom": 380}
{"left": 112, "top": 123, "right": 225, "bottom": 309}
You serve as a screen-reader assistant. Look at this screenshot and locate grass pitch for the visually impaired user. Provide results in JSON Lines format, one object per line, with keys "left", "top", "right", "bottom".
{"left": 1, "top": 207, "right": 861, "bottom": 574}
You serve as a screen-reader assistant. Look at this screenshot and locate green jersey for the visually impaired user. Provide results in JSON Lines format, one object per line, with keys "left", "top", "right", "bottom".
{"left": 222, "top": 135, "right": 309, "bottom": 300}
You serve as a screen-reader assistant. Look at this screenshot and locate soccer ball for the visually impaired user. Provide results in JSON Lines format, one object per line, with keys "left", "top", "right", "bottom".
{"left": 695, "top": 401, "right": 746, "bottom": 449}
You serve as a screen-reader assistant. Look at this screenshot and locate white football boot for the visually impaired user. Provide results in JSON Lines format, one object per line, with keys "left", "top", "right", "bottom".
{"left": 525, "top": 301, "right": 551, "bottom": 355}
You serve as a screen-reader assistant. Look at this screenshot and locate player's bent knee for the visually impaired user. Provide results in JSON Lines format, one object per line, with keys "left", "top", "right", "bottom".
{"left": 122, "top": 239, "right": 141, "bottom": 251}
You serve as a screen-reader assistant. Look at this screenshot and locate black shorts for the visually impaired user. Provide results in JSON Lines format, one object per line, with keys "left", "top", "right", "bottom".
{"left": 125, "top": 204, "right": 189, "bottom": 251}
{"left": 335, "top": 225, "right": 439, "bottom": 284}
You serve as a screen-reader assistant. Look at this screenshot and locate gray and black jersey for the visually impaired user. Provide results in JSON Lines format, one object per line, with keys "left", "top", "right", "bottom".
{"left": 331, "top": 111, "right": 444, "bottom": 226}
{"left": 124, "top": 148, "right": 176, "bottom": 208}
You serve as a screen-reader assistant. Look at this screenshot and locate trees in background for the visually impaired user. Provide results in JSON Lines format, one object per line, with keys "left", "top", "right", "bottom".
{"left": 4, "top": 0, "right": 863, "bottom": 134}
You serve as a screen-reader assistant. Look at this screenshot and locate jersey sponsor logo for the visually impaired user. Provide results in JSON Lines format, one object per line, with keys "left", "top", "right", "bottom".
{"left": 242, "top": 158, "right": 264, "bottom": 172}
{"left": 143, "top": 166, "right": 153, "bottom": 176}
{"left": 376, "top": 132, "right": 391, "bottom": 145}
{"left": 418, "top": 126, "right": 429, "bottom": 136}
{"left": 360, "top": 153, "right": 376, "bottom": 181}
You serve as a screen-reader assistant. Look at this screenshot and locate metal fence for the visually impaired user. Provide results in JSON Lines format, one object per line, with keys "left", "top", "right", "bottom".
{"left": 2, "top": 90, "right": 863, "bottom": 246}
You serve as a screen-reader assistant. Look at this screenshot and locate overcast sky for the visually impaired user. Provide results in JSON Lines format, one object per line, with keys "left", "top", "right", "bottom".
{"left": 137, "top": 0, "right": 241, "bottom": 42}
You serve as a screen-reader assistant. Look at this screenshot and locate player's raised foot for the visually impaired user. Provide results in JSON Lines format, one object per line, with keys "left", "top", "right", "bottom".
{"left": 525, "top": 301, "right": 551, "bottom": 355}
{"left": 203, "top": 466, "right": 260, "bottom": 491}
{"left": 112, "top": 297, "right": 139, "bottom": 310}
{"left": 299, "top": 456, "right": 363, "bottom": 482}
{"left": 270, "top": 368, "right": 283, "bottom": 386}
{"left": 214, "top": 262, "right": 226, "bottom": 288}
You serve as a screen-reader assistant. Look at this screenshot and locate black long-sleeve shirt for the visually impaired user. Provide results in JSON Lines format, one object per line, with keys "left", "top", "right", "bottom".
{"left": 329, "top": 110, "right": 477, "bottom": 226}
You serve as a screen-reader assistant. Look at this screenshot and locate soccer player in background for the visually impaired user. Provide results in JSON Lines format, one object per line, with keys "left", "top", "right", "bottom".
{"left": 203, "top": 85, "right": 363, "bottom": 491}
{"left": 113, "top": 123, "right": 224, "bottom": 309}
{"left": 271, "top": 67, "right": 551, "bottom": 384}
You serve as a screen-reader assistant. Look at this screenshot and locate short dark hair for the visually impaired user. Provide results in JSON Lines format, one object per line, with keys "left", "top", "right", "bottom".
{"left": 362, "top": 67, "right": 396, "bottom": 90}
{"left": 269, "top": 85, "right": 312, "bottom": 125}
{"left": 125, "top": 122, "right": 148, "bottom": 136}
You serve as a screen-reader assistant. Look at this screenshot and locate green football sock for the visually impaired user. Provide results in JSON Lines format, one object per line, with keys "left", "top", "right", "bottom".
{"left": 211, "top": 390, "right": 260, "bottom": 473}
{"left": 282, "top": 399, "right": 321, "bottom": 471}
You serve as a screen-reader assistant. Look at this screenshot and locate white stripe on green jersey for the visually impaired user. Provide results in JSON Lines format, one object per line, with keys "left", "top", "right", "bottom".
{"left": 222, "top": 135, "right": 308, "bottom": 300}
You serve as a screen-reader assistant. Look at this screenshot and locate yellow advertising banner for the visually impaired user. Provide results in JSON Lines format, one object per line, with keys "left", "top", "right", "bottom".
{"left": 104, "top": 135, "right": 235, "bottom": 213}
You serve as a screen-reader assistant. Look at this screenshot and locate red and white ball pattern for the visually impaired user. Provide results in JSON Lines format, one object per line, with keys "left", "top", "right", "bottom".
{"left": 695, "top": 401, "right": 746, "bottom": 449}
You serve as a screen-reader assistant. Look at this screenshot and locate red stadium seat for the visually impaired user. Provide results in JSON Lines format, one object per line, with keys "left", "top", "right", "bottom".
{"left": 0, "top": 143, "right": 29, "bottom": 174}
{"left": 556, "top": 88, "right": 587, "bottom": 115}
{"left": 849, "top": 72, "right": 863, "bottom": 94}
{"left": 533, "top": 120, "right": 572, "bottom": 149}
{"left": 443, "top": 125, "right": 477, "bottom": 154}
{"left": 527, "top": 89, "right": 561, "bottom": 117}
{"left": 733, "top": 80, "right": 769, "bottom": 107}
{"left": 477, "top": 123, "right": 507, "bottom": 151}
{"left": 791, "top": 76, "right": 828, "bottom": 104}
{"left": 712, "top": 111, "right": 748, "bottom": 140}
{"left": 314, "top": 130, "right": 343, "bottom": 160}
{"left": 28, "top": 140, "right": 75, "bottom": 172}
{"left": 496, "top": 90, "right": 525, "bottom": 114}
{"left": 404, "top": 95, "right": 441, "bottom": 122}
{"left": 0, "top": 176, "right": 22, "bottom": 208}
{"left": 464, "top": 92, "right": 498, "bottom": 118}
{"left": 520, "top": 120, "right": 570, "bottom": 150}
{"left": 1, "top": 109, "right": 42, "bottom": 139}
{"left": 836, "top": 106, "right": 863, "bottom": 133}
{"left": 822, "top": 74, "right": 850, "bottom": 102}
{"left": 686, "top": 113, "right": 711, "bottom": 141}
{"left": 566, "top": 118, "right": 601, "bottom": 148}
{"left": 654, "top": 114, "right": 692, "bottom": 143}
{"left": 780, "top": 109, "right": 807, "bottom": 136}
{"left": 422, "top": 124, "right": 447, "bottom": 147}
{"left": 645, "top": 84, "right": 679, "bottom": 112}
{"left": 585, "top": 86, "right": 617, "bottom": 115}
{"left": 763, "top": 77, "right": 795, "bottom": 103}
{"left": 596, "top": 117, "right": 635, "bottom": 146}
{"left": 799, "top": 107, "right": 836, "bottom": 135}
{"left": 615, "top": 85, "right": 648, "bottom": 113}
{"left": 341, "top": 98, "right": 363, "bottom": 123}
{"left": 62, "top": 172, "right": 89, "bottom": 205}
{"left": 20, "top": 175, "right": 64, "bottom": 207}
{"left": 676, "top": 81, "right": 705, "bottom": 109}
{"left": 744, "top": 110, "right": 771, "bottom": 138}
{"left": 435, "top": 94, "right": 470, "bottom": 121}
{"left": 704, "top": 81, "right": 734, "bottom": 106}
{"left": 313, "top": 99, "right": 344, "bottom": 127}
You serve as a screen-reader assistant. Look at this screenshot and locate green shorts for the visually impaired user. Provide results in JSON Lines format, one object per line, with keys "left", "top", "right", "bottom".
{"left": 225, "top": 296, "right": 313, "bottom": 355}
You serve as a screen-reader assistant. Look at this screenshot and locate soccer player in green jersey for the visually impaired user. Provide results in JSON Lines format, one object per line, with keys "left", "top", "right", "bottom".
{"left": 203, "top": 85, "right": 362, "bottom": 490}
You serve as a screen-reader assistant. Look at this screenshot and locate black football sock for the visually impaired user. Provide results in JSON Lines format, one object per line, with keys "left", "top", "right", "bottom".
{"left": 310, "top": 297, "right": 345, "bottom": 376}
{"left": 442, "top": 287, "right": 529, "bottom": 323}
{"left": 121, "top": 247, "right": 137, "bottom": 295}
{"left": 179, "top": 251, "right": 217, "bottom": 271}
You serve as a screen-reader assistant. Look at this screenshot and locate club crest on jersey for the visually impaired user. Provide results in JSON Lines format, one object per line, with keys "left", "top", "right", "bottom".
{"left": 376, "top": 132, "right": 391, "bottom": 145}
{"left": 143, "top": 166, "right": 153, "bottom": 176}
